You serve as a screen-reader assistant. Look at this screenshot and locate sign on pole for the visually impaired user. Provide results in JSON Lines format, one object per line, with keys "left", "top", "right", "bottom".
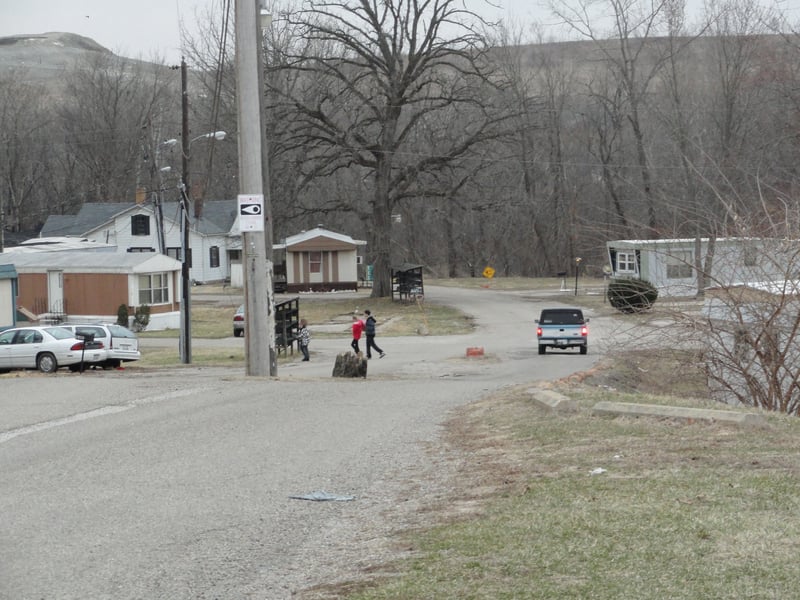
{"left": 238, "top": 194, "right": 265, "bottom": 232}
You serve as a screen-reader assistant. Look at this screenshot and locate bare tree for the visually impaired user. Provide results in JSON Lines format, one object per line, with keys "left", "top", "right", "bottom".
{"left": 0, "top": 70, "right": 52, "bottom": 236}
{"left": 264, "top": 0, "right": 513, "bottom": 296}
{"left": 58, "top": 52, "right": 173, "bottom": 204}
{"left": 550, "top": 0, "right": 677, "bottom": 235}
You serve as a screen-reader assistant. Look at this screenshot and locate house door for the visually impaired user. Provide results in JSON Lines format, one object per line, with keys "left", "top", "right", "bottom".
{"left": 47, "top": 270, "right": 64, "bottom": 314}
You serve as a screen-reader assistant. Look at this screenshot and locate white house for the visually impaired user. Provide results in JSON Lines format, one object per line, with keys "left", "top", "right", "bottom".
{"left": 8, "top": 251, "right": 183, "bottom": 330}
{"left": 0, "top": 263, "right": 18, "bottom": 330}
{"left": 40, "top": 201, "right": 239, "bottom": 284}
{"left": 606, "top": 238, "right": 792, "bottom": 298}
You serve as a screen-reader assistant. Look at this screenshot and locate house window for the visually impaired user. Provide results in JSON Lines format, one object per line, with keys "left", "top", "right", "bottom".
{"left": 309, "top": 251, "right": 322, "bottom": 274}
{"left": 210, "top": 246, "right": 220, "bottom": 268}
{"left": 139, "top": 273, "right": 169, "bottom": 304}
{"left": 128, "top": 247, "right": 155, "bottom": 253}
{"left": 666, "top": 251, "right": 693, "bottom": 279}
{"left": 131, "top": 214, "right": 150, "bottom": 236}
{"left": 616, "top": 252, "right": 636, "bottom": 273}
{"left": 167, "top": 246, "right": 191, "bottom": 266}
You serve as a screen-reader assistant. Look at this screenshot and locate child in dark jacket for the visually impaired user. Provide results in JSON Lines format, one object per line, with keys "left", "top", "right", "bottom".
{"left": 364, "top": 309, "right": 385, "bottom": 359}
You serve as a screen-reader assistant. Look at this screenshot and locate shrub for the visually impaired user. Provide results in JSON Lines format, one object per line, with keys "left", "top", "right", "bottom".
{"left": 607, "top": 278, "right": 658, "bottom": 313}
{"left": 117, "top": 304, "right": 129, "bottom": 327}
{"left": 133, "top": 304, "right": 150, "bottom": 331}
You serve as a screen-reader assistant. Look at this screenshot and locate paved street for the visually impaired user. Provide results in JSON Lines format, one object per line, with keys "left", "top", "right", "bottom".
{"left": 0, "top": 285, "right": 602, "bottom": 599}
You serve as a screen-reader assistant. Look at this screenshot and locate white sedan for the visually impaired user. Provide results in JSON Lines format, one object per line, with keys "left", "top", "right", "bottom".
{"left": 0, "top": 326, "right": 106, "bottom": 373}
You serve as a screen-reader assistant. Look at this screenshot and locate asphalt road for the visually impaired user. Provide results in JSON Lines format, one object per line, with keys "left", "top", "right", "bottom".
{"left": 0, "top": 285, "right": 602, "bottom": 599}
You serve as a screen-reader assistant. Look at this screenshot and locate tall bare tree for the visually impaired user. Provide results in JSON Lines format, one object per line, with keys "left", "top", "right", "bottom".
{"left": 551, "top": 0, "right": 676, "bottom": 235}
{"left": 0, "top": 71, "right": 51, "bottom": 237}
{"left": 58, "top": 52, "right": 172, "bottom": 204}
{"left": 264, "top": 0, "right": 512, "bottom": 296}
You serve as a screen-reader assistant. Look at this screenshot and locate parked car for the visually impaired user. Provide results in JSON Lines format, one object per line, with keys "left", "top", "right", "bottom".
{"left": 0, "top": 326, "right": 105, "bottom": 373}
{"left": 233, "top": 304, "right": 245, "bottom": 337}
{"left": 59, "top": 324, "right": 141, "bottom": 368}
{"left": 535, "top": 308, "right": 589, "bottom": 355}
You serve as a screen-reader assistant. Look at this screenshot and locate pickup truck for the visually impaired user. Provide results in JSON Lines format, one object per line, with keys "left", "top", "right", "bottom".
{"left": 536, "top": 308, "right": 589, "bottom": 355}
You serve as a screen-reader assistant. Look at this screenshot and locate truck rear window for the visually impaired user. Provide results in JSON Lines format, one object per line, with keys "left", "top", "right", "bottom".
{"left": 539, "top": 310, "right": 584, "bottom": 325}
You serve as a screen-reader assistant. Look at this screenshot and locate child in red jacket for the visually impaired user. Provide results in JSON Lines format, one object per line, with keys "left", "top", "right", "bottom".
{"left": 350, "top": 314, "right": 365, "bottom": 355}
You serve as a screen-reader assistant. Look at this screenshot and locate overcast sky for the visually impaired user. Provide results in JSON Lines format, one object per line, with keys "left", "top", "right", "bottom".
{"left": 0, "top": 0, "right": 570, "bottom": 63}
{"left": 0, "top": 0, "right": 789, "bottom": 64}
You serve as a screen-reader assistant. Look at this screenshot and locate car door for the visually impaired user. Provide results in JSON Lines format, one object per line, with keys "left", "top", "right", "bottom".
{"left": 9, "top": 329, "right": 40, "bottom": 368}
{"left": 0, "top": 329, "right": 16, "bottom": 369}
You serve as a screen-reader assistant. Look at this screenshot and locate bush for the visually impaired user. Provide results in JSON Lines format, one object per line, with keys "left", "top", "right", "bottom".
{"left": 117, "top": 304, "right": 129, "bottom": 327}
{"left": 607, "top": 278, "right": 658, "bottom": 313}
{"left": 132, "top": 304, "right": 150, "bottom": 331}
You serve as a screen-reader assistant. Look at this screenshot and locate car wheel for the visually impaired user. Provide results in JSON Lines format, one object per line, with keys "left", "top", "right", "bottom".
{"left": 234, "top": 329, "right": 242, "bottom": 337}
{"left": 580, "top": 345, "right": 588, "bottom": 355}
{"left": 37, "top": 352, "right": 58, "bottom": 373}
{"left": 538, "top": 345, "right": 546, "bottom": 355}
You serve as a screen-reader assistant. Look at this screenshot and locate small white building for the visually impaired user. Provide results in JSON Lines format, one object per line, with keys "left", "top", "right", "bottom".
{"left": 606, "top": 238, "right": 792, "bottom": 297}
{"left": 272, "top": 227, "right": 366, "bottom": 292}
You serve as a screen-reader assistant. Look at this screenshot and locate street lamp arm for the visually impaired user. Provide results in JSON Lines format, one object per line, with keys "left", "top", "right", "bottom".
{"left": 188, "top": 130, "right": 226, "bottom": 146}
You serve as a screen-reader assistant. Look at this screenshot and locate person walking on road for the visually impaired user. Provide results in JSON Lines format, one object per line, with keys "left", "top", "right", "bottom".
{"left": 297, "top": 319, "right": 311, "bottom": 361}
{"left": 351, "top": 314, "right": 365, "bottom": 355}
{"left": 364, "top": 309, "right": 386, "bottom": 359}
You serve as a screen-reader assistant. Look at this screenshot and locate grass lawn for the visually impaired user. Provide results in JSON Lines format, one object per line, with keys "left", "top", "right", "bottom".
{"left": 305, "top": 352, "right": 800, "bottom": 600}
{"left": 134, "top": 289, "right": 474, "bottom": 368}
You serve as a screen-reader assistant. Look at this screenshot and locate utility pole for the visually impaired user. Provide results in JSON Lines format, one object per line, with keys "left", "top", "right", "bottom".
{"left": 236, "top": 0, "right": 275, "bottom": 376}
{"left": 179, "top": 58, "right": 192, "bottom": 364}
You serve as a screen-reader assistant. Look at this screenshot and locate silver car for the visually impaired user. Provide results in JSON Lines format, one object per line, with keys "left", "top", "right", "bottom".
{"left": 233, "top": 304, "right": 245, "bottom": 337}
{"left": 0, "top": 326, "right": 105, "bottom": 373}
{"left": 60, "top": 324, "right": 141, "bottom": 368}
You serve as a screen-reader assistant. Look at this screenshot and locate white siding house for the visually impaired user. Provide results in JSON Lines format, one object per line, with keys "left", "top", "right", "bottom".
{"left": 0, "top": 264, "right": 18, "bottom": 330}
{"left": 40, "top": 201, "right": 239, "bottom": 284}
{"left": 606, "top": 238, "right": 792, "bottom": 297}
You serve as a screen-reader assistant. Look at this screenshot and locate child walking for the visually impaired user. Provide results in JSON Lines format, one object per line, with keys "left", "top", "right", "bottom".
{"left": 298, "top": 318, "right": 311, "bottom": 361}
{"left": 351, "top": 314, "right": 364, "bottom": 355}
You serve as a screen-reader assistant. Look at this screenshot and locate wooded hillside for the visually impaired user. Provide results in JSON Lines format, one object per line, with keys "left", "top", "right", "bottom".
{"left": 1, "top": 1, "right": 798, "bottom": 290}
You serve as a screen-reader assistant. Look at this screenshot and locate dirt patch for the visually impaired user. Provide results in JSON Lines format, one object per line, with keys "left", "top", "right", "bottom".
{"left": 575, "top": 348, "right": 709, "bottom": 398}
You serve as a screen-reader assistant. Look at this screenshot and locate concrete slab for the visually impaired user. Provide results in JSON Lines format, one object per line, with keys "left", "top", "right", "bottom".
{"left": 528, "top": 388, "right": 578, "bottom": 412}
{"left": 592, "top": 400, "right": 768, "bottom": 428}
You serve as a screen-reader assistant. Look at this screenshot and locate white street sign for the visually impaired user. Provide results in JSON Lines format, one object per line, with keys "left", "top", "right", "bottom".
{"left": 238, "top": 194, "right": 264, "bottom": 232}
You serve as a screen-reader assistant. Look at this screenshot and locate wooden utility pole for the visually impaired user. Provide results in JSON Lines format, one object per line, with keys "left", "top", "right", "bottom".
{"left": 179, "top": 58, "right": 192, "bottom": 364}
{"left": 236, "top": 0, "right": 276, "bottom": 376}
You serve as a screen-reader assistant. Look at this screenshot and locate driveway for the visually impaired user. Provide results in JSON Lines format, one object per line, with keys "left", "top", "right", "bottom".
{"left": 0, "top": 284, "right": 602, "bottom": 599}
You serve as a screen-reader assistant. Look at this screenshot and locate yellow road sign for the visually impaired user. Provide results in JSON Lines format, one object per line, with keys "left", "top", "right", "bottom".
{"left": 483, "top": 266, "right": 495, "bottom": 279}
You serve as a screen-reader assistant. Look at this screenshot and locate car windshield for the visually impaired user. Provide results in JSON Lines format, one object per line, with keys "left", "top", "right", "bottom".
{"left": 45, "top": 327, "right": 75, "bottom": 340}
{"left": 540, "top": 311, "right": 584, "bottom": 325}
{"left": 107, "top": 325, "right": 136, "bottom": 338}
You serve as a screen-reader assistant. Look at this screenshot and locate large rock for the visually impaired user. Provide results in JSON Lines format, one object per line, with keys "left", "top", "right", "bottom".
{"left": 332, "top": 352, "right": 368, "bottom": 378}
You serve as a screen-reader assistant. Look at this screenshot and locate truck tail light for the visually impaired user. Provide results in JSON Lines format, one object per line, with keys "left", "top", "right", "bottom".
{"left": 581, "top": 326, "right": 588, "bottom": 337}
{"left": 536, "top": 327, "right": 542, "bottom": 337}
